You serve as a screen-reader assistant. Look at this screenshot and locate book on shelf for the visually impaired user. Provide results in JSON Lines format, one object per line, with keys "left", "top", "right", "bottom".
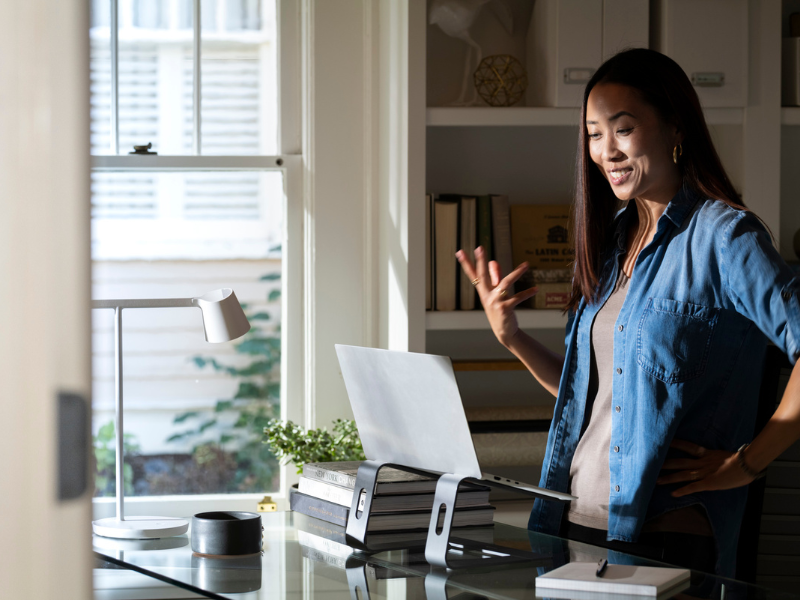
{"left": 477, "top": 195, "right": 493, "bottom": 262}
{"left": 535, "top": 563, "right": 691, "bottom": 598}
{"left": 434, "top": 195, "right": 460, "bottom": 311}
{"left": 458, "top": 196, "right": 477, "bottom": 310}
{"left": 510, "top": 204, "right": 574, "bottom": 309}
{"left": 298, "top": 475, "right": 490, "bottom": 511}
{"left": 289, "top": 487, "right": 495, "bottom": 532}
{"left": 302, "top": 461, "right": 487, "bottom": 495}
{"left": 490, "top": 194, "right": 514, "bottom": 293}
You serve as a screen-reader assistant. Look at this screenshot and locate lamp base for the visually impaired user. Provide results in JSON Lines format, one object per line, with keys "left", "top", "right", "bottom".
{"left": 92, "top": 516, "right": 189, "bottom": 540}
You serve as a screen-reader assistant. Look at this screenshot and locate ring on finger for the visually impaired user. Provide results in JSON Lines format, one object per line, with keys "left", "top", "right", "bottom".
{"left": 471, "top": 278, "right": 480, "bottom": 287}
{"left": 498, "top": 289, "right": 508, "bottom": 298}
{"left": 690, "top": 470, "right": 700, "bottom": 480}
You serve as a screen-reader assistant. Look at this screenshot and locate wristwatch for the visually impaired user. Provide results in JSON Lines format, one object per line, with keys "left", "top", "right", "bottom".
{"left": 736, "top": 444, "right": 767, "bottom": 480}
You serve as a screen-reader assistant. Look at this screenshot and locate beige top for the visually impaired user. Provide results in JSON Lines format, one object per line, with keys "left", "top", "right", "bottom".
{"left": 566, "top": 272, "right": 629, "bottom": 529}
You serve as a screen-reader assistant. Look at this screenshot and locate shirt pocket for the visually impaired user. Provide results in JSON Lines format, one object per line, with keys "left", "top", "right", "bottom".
{"left": 636, "top": 298, "right": 720, "bottom": 384}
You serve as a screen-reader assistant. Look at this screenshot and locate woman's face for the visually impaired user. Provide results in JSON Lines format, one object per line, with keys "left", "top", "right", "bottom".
{"left": 585, "top": 82, "right": 682, "bottom": 204}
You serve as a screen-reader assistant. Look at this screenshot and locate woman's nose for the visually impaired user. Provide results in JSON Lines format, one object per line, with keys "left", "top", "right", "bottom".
{"left": 602, "top": 136, "right": 622, "bottom": 161}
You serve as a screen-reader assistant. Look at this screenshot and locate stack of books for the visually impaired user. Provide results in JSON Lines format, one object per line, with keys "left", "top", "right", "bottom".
{"left": 289, "top": 461, "right": 495, "bottom": 534}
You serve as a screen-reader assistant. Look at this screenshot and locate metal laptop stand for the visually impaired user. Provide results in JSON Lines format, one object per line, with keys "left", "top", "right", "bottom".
{"left": 345, "top": 459, "right": 440, "bottom": 549}
{"left": 345, "top": 461, "right": 555, "bottom": 569}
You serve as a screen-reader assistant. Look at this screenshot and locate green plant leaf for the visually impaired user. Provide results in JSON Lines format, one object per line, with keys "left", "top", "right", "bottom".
{"left": 174, "top": 411, "right": 200, "bottom": 424}
{"left": 268, "top": 289, "right": 281, "bottom": 302}
{"left": 249, "top": 312, "right": 271, "bottom": 321}
{"left": 260, "top": 273, "right": 281, "bottom": 281}
{"left": 199, "top": 419, "right": 218, "bottom": 433}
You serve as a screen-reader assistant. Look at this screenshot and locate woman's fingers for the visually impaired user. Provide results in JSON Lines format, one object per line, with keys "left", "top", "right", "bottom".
{"left": 656, "top": 469, "right": 708, "bottom": 485}
{"left": 489, "top": 261, "right": 502, "bottom": 287}
{"left": 455, "top": 249, "right": 477, "bottom": 280}
{"left": 670, "top": 439, "right": 708, "bottom": 458}
{"left": 473, "top": 246, "right": 491, "bottom": 292}
{"left": 509, "top": 285, "right": 538, "bottom": 308}
{"left": 499, "top": 262, "right": 531, "bottom": 290}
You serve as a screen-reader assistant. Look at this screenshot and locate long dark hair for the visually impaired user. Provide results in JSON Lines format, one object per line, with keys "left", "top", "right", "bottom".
{"left": 568, "top": 48, "right": 745, "bottom": 311}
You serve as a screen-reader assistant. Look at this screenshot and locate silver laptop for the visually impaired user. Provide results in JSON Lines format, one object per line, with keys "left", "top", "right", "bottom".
{"left": 334, "top": 344, "right": 575, "bottom": 502}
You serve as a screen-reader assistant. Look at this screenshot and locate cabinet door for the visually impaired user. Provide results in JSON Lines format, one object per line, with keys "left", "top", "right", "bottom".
{"left": 654, "top": 0, "right": 748, "bottom": 107}
{"left": 527, "top": 0, "right": 602, "bottom": 107}
{"left": 603, "top": 0, "right": 649, "bottom": 61}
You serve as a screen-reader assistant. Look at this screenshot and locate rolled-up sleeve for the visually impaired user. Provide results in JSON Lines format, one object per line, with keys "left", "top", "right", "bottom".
{"left": 722, "top": 211, "right": 800, "bottom": 363}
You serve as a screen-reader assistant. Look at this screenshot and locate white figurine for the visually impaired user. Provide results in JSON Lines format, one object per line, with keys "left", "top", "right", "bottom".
{"left": 429, "top": 0, "right": 514, "bottom": 106}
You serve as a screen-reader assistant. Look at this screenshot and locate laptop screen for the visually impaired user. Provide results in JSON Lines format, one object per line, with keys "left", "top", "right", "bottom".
{"left": 335, "top": 344, "right": 482, "bottom": 478}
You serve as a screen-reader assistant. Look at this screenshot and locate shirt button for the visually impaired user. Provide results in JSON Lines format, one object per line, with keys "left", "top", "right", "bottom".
{"left": 615, "top": 485, "right": 620, "bottom": 492}
{"left": 614, "top": 446, "right": 620, "bottom": 452}
{"left": 618, "top": 325, "right": 624, "bottom": 332}
{"left": 616, "top": 367, "right": 622, "bottom": 374}
{"left": 615, "top": 406, "right": 621, "bottom": 413}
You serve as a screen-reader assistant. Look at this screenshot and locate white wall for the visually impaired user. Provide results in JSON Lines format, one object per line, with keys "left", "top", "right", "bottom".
{"left": 0, "top": 0, "right": 92, "bottom": 598}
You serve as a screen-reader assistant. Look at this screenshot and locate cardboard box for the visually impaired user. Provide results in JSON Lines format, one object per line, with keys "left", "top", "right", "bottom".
{"left": 510, "top": 204, "right": 574, "bottom": 270}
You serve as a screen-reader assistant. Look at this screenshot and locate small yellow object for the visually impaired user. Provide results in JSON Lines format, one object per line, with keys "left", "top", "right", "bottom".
{"left": 257, "top": 496, "right": 277, "bottom": 512}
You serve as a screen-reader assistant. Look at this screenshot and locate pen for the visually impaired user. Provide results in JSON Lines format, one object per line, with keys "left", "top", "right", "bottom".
{"left": 596, "top": 558, "right": 608, "bottom": 578}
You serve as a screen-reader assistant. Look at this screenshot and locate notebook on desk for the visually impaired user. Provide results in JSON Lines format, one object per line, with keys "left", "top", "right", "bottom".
{"left": 535, "top": 562, "right": 691, "bottom": 598}
{"left": 334, "top": 344, "right": 575, "bottom": 503}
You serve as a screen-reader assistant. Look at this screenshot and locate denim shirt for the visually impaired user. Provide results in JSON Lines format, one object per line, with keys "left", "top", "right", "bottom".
{"left": 528, "top": 186, "right": 800, "bottom": 577}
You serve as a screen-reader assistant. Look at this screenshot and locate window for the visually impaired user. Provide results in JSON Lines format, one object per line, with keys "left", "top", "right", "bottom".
{"left": 90, "top": 0, "right": 298, "bottom": 507}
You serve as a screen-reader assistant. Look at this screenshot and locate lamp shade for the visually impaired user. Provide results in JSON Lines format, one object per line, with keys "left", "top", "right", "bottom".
{"left": 194, "top": 288, "right": 251, "bottom": 343}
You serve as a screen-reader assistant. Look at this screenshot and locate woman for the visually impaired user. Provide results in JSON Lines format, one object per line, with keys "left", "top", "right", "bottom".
{"left": 456, "top": 48, "right": 800, "bottom": 577}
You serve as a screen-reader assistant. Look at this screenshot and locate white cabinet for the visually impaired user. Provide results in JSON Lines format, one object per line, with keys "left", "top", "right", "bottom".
{"left": 526, "top": 0, "right": 649, "bottom": 107}
{"left": 652, "top": 0, "right": 748, "bottom": 107}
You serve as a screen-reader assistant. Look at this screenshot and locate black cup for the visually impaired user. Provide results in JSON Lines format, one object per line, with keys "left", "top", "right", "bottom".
{"left": 191, "top": 511, "right": 262, "bottom": 556}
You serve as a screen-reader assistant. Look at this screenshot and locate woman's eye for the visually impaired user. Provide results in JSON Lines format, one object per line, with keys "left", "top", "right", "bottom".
{"left": 588, "top": 132, "right": 601, "bottom": 139}
{"left": 617, "top": 128, "right": 633, "bottom": 135}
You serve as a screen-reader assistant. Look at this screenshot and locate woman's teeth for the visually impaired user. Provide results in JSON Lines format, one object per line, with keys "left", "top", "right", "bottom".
{"left": 610, "top": 169, "right": 631, "bottom": 184}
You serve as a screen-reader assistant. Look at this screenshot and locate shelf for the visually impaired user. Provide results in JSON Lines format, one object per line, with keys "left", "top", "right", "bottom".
{"left": 426, "top": 309, "right": 567, "bottom": 330}
{"left": 427, "top": 107, "right": 744, "bottom": 127}
{"left": 782, "top": 107, "right": 800, "bottom": 126}
{"left": 427, "top": 107, "right": 580, "bottom": 127}
{"left": 453, "top": 360, "right": 527, "bottom": 371}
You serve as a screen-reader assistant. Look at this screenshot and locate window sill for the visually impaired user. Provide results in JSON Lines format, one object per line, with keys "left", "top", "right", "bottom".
{"left": 92, "top": 492, "right": 289, "bottom": 520}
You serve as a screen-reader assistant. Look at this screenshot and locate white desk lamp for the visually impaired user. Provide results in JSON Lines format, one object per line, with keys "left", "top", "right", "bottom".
{"left": 91, "top": 288, "right": 251, "bottom": 539}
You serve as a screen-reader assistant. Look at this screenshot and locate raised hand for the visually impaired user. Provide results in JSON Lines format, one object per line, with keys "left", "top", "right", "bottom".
{"left": 455, "top": 246, "right": 538, "bottom": 347}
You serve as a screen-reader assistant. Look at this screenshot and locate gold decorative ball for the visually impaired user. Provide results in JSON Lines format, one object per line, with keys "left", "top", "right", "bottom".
{"left": 474, "top": 55, "right": 528, "bottom": 107}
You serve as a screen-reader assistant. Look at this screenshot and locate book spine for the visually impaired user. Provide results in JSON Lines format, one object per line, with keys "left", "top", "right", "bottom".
{"left": 299, "top": 476, "right": 355, "bottom": 508}
{"left": 477, "top": 195, "right": 493, "bottom": 262}
{"left": 491, "top": 195, "right": 514, "bottom": 290}
{"left": 434, "top": 197, "right": 459, "bottom": 311}
{"left": 302, "top": 464, "right": 357, "bottom": 490}
{"left": 290, "top": 489, "right": 349, "bottom": 528}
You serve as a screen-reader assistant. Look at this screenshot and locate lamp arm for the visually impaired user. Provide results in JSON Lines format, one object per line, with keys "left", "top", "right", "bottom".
{"left": 92, "top": 298, "right": 195, "bottom": 310}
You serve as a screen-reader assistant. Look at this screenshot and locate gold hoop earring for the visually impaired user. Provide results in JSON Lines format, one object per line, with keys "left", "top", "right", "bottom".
{"left": 673, "top": 143, "right": 683, "bottom": 165}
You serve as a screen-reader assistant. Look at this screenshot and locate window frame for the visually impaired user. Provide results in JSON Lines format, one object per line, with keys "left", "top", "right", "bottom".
{"left": 91, "top": 0, "right": 304, "bottom": 518}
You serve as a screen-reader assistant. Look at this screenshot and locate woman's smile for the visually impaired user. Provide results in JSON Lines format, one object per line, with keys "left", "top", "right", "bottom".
{"left": 608, "top": 167, "right": 633, "bottom": 185}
